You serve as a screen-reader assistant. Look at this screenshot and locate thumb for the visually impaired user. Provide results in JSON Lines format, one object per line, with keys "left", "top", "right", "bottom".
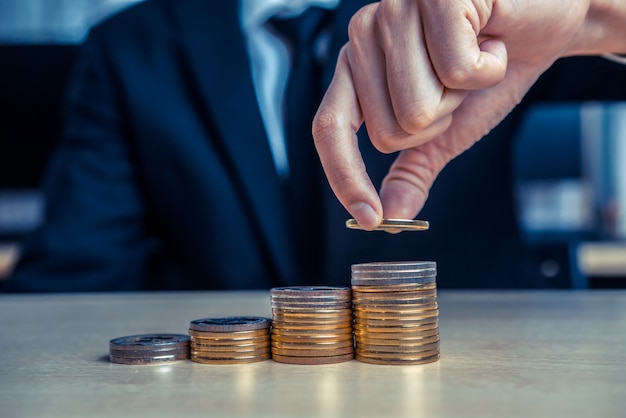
{"left": 379, "top": 142, "right": 452, "bottom": 219}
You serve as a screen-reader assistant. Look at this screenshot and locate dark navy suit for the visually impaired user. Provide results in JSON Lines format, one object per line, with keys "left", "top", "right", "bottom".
{"left": 5, "top": 0, "right": 626, "bottom": 291}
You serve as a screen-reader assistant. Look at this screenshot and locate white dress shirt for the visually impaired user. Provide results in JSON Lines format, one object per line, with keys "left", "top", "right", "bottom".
{"left": 239, "top": 0, "right": 340, "bottom": 178}
{"left": 603, "top": 54, "right": 626, "bottom": 65}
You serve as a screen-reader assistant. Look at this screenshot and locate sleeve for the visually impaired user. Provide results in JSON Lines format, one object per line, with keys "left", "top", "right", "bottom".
{"left": 602, "top": 53, "right": 626, "bottom": 65}
{"left": 5, "top": 36, "right": 158, "bottom": 292}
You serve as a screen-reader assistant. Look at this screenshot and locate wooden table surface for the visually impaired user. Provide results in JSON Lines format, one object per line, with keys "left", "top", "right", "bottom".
{"left": 1, "top": 290, "right": 625, "bottom": 418}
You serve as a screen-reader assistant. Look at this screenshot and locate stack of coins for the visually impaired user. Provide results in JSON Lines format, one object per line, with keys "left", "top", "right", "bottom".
{"left": 109, "top": 333, "right": 190, "bottom": 365}
{"left": 351, "top": 261, "right": 440, "bottom": 365}
{"left": 270, "top": 286, "right": 354, "bottom": 364}
{"left": 189, "top": 316, "right": 272, "bottom": 364}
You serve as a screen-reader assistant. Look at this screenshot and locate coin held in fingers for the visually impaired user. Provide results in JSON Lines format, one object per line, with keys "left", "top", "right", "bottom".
{"left": 345, "top": 218, "right": 429, "bottom": 231}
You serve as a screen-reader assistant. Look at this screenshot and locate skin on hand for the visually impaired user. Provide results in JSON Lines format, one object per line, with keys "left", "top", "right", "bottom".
{"left": 312, "top": 0, "right": 590, "bottom": 230}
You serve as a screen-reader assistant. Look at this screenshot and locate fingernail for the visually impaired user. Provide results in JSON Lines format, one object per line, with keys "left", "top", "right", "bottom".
{"left": 349, "top": 201, "right": 380, "bottom": 229}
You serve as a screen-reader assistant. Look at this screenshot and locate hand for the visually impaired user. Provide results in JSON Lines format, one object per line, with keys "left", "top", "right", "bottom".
{"left": 312, "top": 0, "right": 590, "bottom": 229}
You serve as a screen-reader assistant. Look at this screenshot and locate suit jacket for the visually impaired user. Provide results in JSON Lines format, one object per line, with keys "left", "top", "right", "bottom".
{"left": 5, "top": 0, "right": 626, "bottom": 291}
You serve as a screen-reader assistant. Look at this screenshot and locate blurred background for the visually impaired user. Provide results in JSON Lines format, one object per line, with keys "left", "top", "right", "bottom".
{"left": 0, "top": 0, "right": 144, "bottom": 278}
{"left": 0, "top": 0, "right": 625, "bottom": 287}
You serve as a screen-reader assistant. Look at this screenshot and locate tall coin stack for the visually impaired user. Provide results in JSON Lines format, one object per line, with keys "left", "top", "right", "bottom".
{"left": 270, "top": 286, "right": 354, "bottom": 364}
{"left": 351, "top": 261, "right": 440, "bottom": 365}
{"left": 189, "top": 317, "right": 272, "bottom": 364}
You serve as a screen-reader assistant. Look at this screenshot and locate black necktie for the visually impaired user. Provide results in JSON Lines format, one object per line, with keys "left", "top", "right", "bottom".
{"left": 270, "top": 8, "right": 332, "bottom": 282}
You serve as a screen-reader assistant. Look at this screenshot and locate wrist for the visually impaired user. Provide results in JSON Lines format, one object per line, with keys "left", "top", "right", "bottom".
{"left": 565, "top": 0, "right": 626, "bottom": 57}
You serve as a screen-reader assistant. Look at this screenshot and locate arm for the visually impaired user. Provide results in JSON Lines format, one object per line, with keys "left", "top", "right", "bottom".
{"left": 8, "top": 38, "right": 155, "bottom": 292}
{"left": 313, "top": 0, "right": 626, "bottom": 229}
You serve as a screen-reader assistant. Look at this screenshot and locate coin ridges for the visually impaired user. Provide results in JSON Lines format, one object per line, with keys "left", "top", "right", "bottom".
{"left": 270, "top": 286, "right": 354, "bottom": 364}
{"left": 351, "top": 261, "right": 440, "bottom": 365}
{"left": 189, "top": 317, "right": 272, "bottom": 364}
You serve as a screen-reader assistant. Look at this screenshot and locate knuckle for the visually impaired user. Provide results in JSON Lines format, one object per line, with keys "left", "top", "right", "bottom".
{"left": 347, "top": 4, "right": 377, "bottom": 41}
{"left": 397, "top": 102, "right": 438, "bottom": 134}
{"left": 312, "top": 110, "right": 340, "bottom": 146}
{"left": 368, "top": 127, "right": 406, "bottom": 154}
{"left": 376, "top": 0, "right": 404, "bottom": 27}
{"left": 438, "top": 63, "right": 478, "bottom": 89}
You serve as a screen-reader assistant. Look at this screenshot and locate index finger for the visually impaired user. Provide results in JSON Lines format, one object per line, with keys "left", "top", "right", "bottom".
{"left": 312, "top": 46, "right": 383, "bottom": 229}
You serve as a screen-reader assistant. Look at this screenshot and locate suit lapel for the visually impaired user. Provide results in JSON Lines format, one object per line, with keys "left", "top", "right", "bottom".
{"left": 322, "top": 0, "right": 372, "bottom": 88}
{"left": 173, "top": 0, "right": 297, "bottom": 283}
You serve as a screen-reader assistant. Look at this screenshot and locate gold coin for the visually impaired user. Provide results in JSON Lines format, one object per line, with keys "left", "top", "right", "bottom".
{"left": 272, "top": 317, "right": 353, "bottom": 326}
{"left": 271, "top": 322, "right": 354, "bottom": 331}
{"left": 346, "top": 218, "right": 429, "bottom": 231}
{"left": 354, "top": 322, "right": 438, "bottom": 333}
{"left": 357, "top": 341, "right": 440, "bottom": 354}
{"left": 354, "top": 329, "right": 439, "bottom": 340}
{"left": 191, "top": 346, "right": 270, "bottom": 357}
{"left": 353, "top": 302, "right": 439, "bottom": 312}
{"left": 270, "top": 333, "right": 354, "bottom": 344}
{"left": 353, "top": 309, "right": 438, "bottom": 320}
{"left": 272, "top": 353, "right": 354, "bottom": 365}
{"left": 356, "top": 334, "right": 440, "bottom": 347}
{"left": 272, "top": 319, "right": 353, "bottom": 327}
{"left": 191, "top": 353, "right": 271, "bottom": 364}
{"left": 356, "top": 347, "right": 439, "bottom": 360}
{"left": 355, "top": 353, "right": 439, "bottom": 365}
{"left": 351, "top": 283, "right": 437, "bottom": 292}
{"left": 190, "top": 341, "right": 270, "bottom": 352}
{"left": 355, "top": 317, "right": 438, "bottom": 327}
{"left": 271, "top": 346, "right": 354, "bottom": 358}
{"left": 353, "top": 306, "right": 438, "bottom": 316}
{"left": 272, "top": 308, "right": 352, "bottom": 316}
{"left": 271, "top": 339, "right": 355, "bottom": 350}
{"left": 272, "top": 328, "right": 353, "bottom": 338}
{"left": 188, "top": 329, "right": 269, "bottom": 339}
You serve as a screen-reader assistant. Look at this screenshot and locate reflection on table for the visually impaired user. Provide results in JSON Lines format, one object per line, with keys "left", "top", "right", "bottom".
{"left": 1, "top": 290, "right": 625, "bottom": 418}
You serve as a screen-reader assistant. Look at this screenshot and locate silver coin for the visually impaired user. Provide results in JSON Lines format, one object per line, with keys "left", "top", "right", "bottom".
{"left": 351, "top": 269, "right": 437, "bottom": 279}
{"left": 351, "top": 276, "right": 437, "bottom": 286}
{"left": 270, "top": 286, "right": 351, "bottom": 298}
{"left": 351, "top": 261, "right": 436, "bottom": 272}
{"left": 109, "top": 353, "right": 189, "bottom": 365}
{"left": 109, "top": 347, "right": 189, "bottom": 358}
{"left": 189, "top": 317, "right": 272, "bottom": 332}
{"left": 271, "top": 302, "right": 353, "bottom": 310}
{"left": 109, "top": 334, "right": 190, "bottom": 351}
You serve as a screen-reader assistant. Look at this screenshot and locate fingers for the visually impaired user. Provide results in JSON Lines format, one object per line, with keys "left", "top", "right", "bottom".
{"left": 312, "top": 47, "right": 383, "bottom": 229}
{"left": 347, "top": 3, "right": 467, "bottom": 152}
{"left": 419, "top": 1, "right": 507, "bottom": 89}
{"left": 314, "top": 0, "right": 510, "bottom": 229}
{"left": 379, "top": 144, "right": 450, "bottom": 221}
{"left": 379, "top": 74, "right": 535, "bottom": 221}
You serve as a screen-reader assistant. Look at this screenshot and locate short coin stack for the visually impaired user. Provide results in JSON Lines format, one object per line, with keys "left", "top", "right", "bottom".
{"left": 109, "top": 333, "right": 190, "bottom": 365}
{"left": 351, "top": 261, "right": 440, "bottom": 365}
{"left": 270, "top": 286, "right": 354, "bottom": 364}
{"left": 189, "top": 317, "right": 272, "bottom": 364}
